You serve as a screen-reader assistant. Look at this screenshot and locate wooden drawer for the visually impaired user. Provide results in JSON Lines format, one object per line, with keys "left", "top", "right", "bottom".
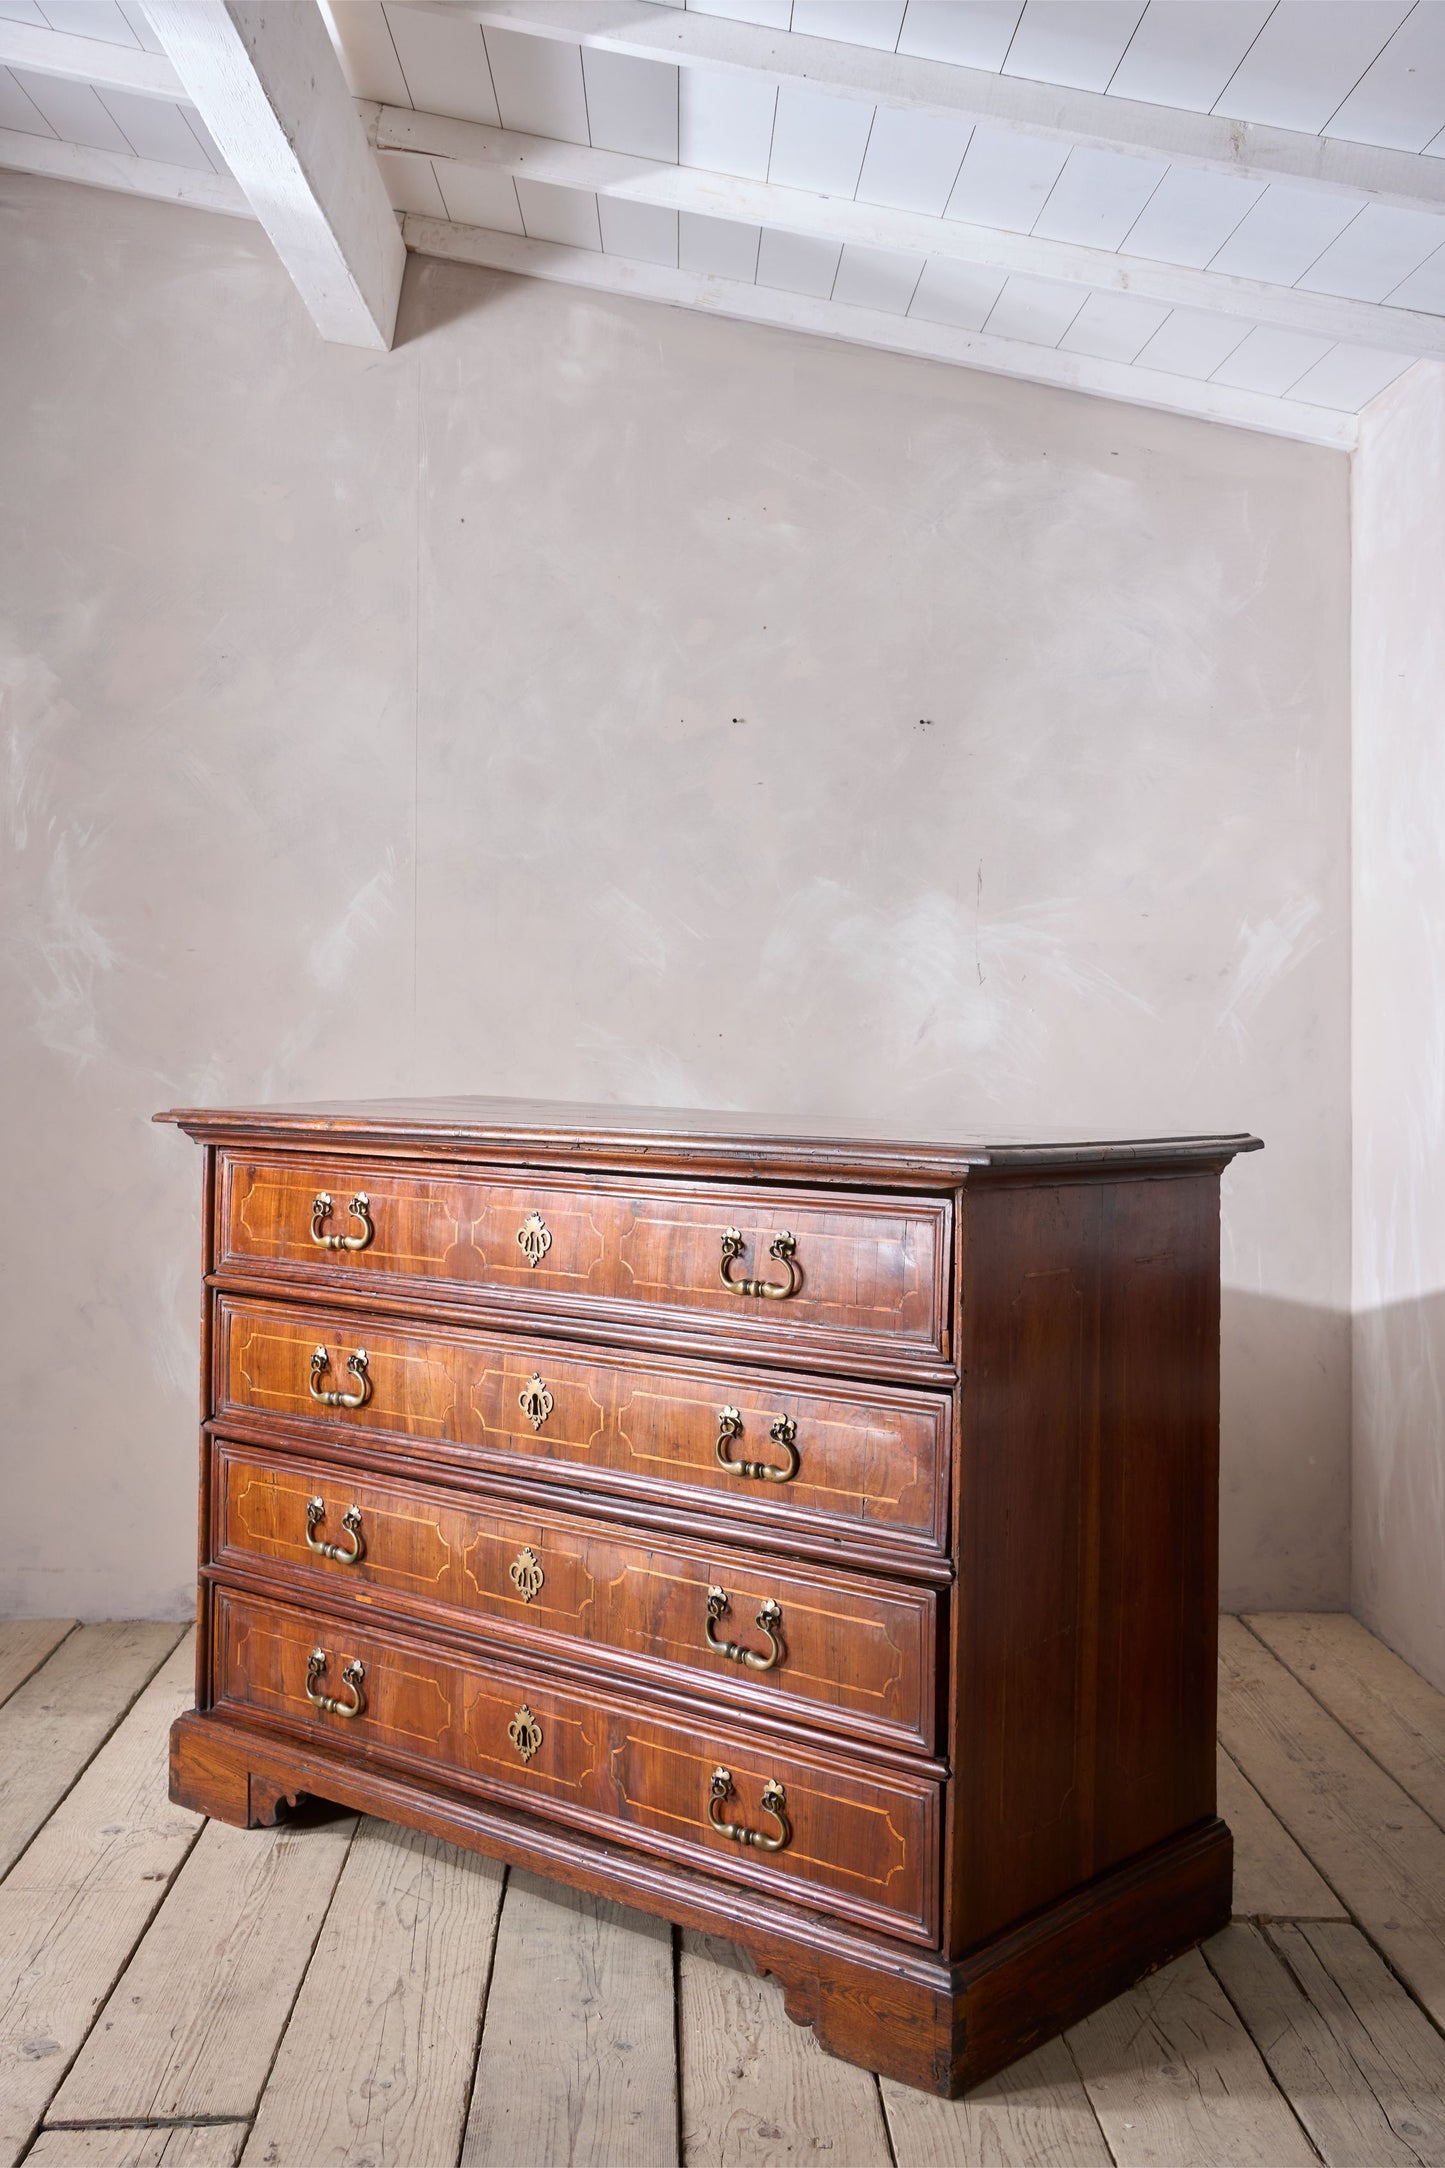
{"left": 212, "top": 1587, "right": 940, "bottom": 1944}
{"left": 218, "top": 1155, "right": 950, "bottom": 1364}
{"left": 214, "top": 1297, "right": 950, "bottom": 1559}
{"left": 211, "top": 1441, "right": 939, "bottom": 1754}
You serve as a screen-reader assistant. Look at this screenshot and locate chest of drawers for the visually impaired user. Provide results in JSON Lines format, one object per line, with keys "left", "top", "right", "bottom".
{"left": 161, "top": 1096, "right": 1260, "bottom": 2095}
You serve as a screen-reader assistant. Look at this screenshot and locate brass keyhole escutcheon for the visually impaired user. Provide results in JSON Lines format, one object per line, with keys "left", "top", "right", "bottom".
{"left": 508, "top": 1703, "right": 544, "bottom": 1763}
{"left": 517, "top": 1212, "right": 552, "bottom": 1269}
{"left": 510, "top": 1547, "right": 544, "bottom": 1603}
{"left": 519, "top": 1372, "right": 554, "bottom": 1431}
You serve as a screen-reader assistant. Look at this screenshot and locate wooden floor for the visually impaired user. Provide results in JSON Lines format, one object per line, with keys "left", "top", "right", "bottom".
{"left": 2, "top": 1617, "right": 1445, "bottom": 2167}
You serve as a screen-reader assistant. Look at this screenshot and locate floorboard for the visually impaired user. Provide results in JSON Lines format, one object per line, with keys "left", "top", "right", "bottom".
{"left": 1067, "top": 1944, "right": 1317, "bottom": 2164}
{"left": 26, "top": 2128, "right": 247, "bottom": 2168}
{"left": 678, "top": 1930, "right": 891, "bottom": 2168}
{"left": 0, "top": 1624, "right": 75, "bottom": 1711}
{"left": 461, "top": 1870, "right": 677, "bottom": 2168}
{"left": 1248, "top": 1612, "right": 1445, "bottom": 1832}
{"left": 1219, "top": 1741, "right": 1349, "bottom": 1921}
{"left": 882, "top": 2036, "right": 1112, "bottom": 2167}
{"left": 0, "top": 1634, "right": 200, "bottom": 2168}
{"left": 4, "top": 1612, "right": 1445, "bottom": 2168}
{"left": 239, "top": 1817, "right": 504, "bottom": 2168}
{"left": 46, "top": 1808, "right": 357, "bottom": 2126}
{"left": 1209, "top": 1917, "right": 1445, "bottom": 2166}
{"left": 0, "top": 1624, "right": 186, "bottom": 1883}
{"left": 1220, "top": 1615, "right": 1445, "bottom": 2033}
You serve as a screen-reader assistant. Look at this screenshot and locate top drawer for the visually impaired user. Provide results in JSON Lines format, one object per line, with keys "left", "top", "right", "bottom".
{"left": 218, "top": 1157, "right": 951, "bottom": 1366}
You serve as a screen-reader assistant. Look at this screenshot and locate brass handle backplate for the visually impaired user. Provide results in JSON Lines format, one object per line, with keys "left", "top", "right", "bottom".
{"left": 715, "top": 1407, "right": 800, "bottom": 1485}
{"left": 708, "top": 1768, "right": 790, "bottom": 1852}
{"left": 305, "top": 1647, "right": 366, "bottom": 1718}
{"left": 311, "top": 1191, "right": 374, "bottom": 1251}
{"left": 305, "top": 1497, "right": 364, "bottom": 1564}
{"left": 706, "top": 1588, "right": 784, "bottom": 1671}
{"left": 720, "top": 1228, "right": 799, "bottom": 1300}
{"left": 308, "top": 1346, "right": 371, "bottom": 1409}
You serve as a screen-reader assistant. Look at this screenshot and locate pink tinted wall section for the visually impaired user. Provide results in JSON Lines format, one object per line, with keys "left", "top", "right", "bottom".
{"left": 1353, "top": 361, "right": 1445, "bottom": 1692}
{"left": 0, "top": 171, "right": 1351, "bottom": 1617}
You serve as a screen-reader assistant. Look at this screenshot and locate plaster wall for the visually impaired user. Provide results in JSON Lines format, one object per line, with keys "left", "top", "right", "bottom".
{"left": 1352, "top": 361, "right": 1445, "bottom": 1691}
{"left": 1, "top": 170, "right": 1352, "bottom": 1618}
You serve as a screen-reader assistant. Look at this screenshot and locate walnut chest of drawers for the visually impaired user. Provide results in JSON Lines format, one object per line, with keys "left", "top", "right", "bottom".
{"left": 160, "top": 1095, "right": 1261, "bottom": 2096}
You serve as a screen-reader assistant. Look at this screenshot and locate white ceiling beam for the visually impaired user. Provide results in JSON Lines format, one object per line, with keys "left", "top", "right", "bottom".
{"left": 458, "top": 0, "right": 1445, "bottom": 218}
{"left": 144, "top": 0, "right": 404, "bottom": 350}
{"left": 0, "top": 18, "right": 183, "bottom": 99}
{"left": 0, "top": 125, "right": 250, "bottom": 215}
{"left": 379, "top": 106, "right": 1438, "bottom": 364}
{"left": 402, "top": 213, "right": 1356, "bottom": 453}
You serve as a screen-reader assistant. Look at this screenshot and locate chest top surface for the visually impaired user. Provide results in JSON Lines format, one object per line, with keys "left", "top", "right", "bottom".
{"left": 156, "top": 1094, "right": 1263, "bottom": 1187}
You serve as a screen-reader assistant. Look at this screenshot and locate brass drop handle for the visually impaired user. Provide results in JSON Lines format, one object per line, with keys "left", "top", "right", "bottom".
{"left": 706, "top": 1588, "right": 784, "bottom": 1671}
{"left": 708, "top": 1768, "right": 790, "bottom": 1853}
{"left": 305, "top": 1497, "right": 364, "bottom": 1564}
{"left": 311, "top": 1191, "right": 374, "bottom": 1251}
{"left": 720, "top": 1228, "right": 799, "bottom": 1299}
{"left": 308, "top": 1346, "right": 371, "bottom": 1409}
{"left": 715, "top": 1407, "right": 800, "bottom": 1485}
{"left": 305, "top": 1647, "right": 366, "bottom": 1718}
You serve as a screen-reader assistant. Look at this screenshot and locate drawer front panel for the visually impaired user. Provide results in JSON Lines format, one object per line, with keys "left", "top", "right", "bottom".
{"left": 213, "top": 1589, "right": 939, "bottom": 1943}
{"left": 213, "top": 1443, "right": 937, "bottom": 1752}
{"left": 219, "top": 1156, "right": 949, "bottom": 1358}
{"left": 215, "top": 1297, "right": 949, "bottom": 1554}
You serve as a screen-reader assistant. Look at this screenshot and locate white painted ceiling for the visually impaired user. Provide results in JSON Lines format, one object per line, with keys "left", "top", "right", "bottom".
{"left": 4, "top": 0, "right": 1445, "bottom": 444}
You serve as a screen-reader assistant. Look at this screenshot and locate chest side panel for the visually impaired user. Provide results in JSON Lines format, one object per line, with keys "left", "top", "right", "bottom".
{"left": 948, "top": 1170, "right": 1221, "bottom": 1954}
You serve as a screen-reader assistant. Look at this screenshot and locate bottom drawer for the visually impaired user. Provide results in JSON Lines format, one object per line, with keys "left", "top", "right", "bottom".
{"left": 212, "top": 1588, "right": 940, "bottom": 1945}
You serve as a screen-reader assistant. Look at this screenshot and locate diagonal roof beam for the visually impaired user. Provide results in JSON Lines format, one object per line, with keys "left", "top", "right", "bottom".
{"left": 457, "top": 0, "right": 1445, "bottom": 217}
{"left": 377, "top": 107, "right": 1442, "bottom": 362}
{"left": 144, "top": 0, "right": 404, "bottom": 349}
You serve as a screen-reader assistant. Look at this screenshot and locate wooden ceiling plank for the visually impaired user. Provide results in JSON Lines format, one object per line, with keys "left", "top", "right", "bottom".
{"left": 1107, "top": 1, "right": 1273, "bottom": 116}
{"left": 1002, "top": 1, "right": 1147, "bottom": 96}
{"left": 1057, "top": 286, "right": 1170, "bottom": 363}
{"left": 454, "top": 0, "right": 1445, "bottom": 216}
{"left": 1328, "top": 8, "right": 1445, "bottom": 156}
{"left": 383, "top": 1, "right": 499, "bottom": 127}
{"left": 678, "top": 204, "right": 760, "bottom": 278}
{"left": 1212, "top": 1, "right": 1414, "bottom": 137}
{"left": 145, "top": 0, "right": 404, "bottom": 350}
{"left": 855, "top": 105, "right": 973, "bottom": 217}
{"left": 375, "top": 105, "right": 1445, "bottom": 360}
{"left": 14, "top": 62, "right": 133, "bottom": 149}
{"left": 96, "top": 85, "right": 216, "bottom": 169}
{"left": 1211, "top": 324, "right": 1337, "bottom": 397}
{"left": 767, "top": 81, "right": 873, "bottom": 194}
{"left": 1134, "top": 305, "right": 1252, "bottom": 382}
{"left": 483, "top": 18, "right": 588, "bottom": 144}
{"left": 402, "top": 209, "right": 1360, "bottom": 447}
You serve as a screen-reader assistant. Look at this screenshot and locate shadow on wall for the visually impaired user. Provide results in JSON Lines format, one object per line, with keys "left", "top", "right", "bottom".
{"left": 1220, "top": 1288, "right": 1350, "bottom": 1616}
{"left": 1353, "top": 1291, "right": 1445, "bottom": 1687}
{"left": 394, "top": 251, "right": 515, "bottom": 345}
